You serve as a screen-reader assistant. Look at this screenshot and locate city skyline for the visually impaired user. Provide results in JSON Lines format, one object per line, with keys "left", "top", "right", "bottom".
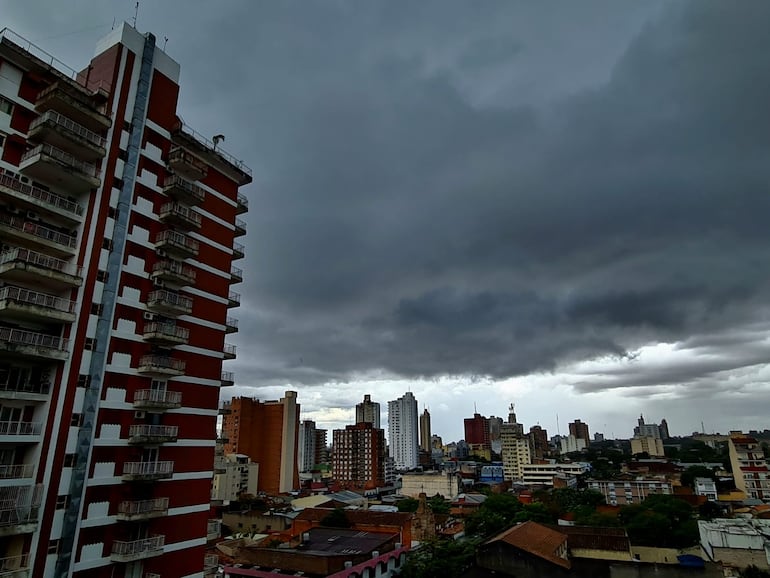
{"left": 5, "top": 1, "right": 769, "bottom": 447}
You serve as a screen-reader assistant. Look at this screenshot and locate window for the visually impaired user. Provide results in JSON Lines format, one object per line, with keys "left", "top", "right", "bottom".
{"left": 55, "top": 495, "right": 70, "bottom": 509}
{"left": 0, "top": 96, "right": 12, "bottom": 115}
{"left": 63, "top": 454, "right": 77, "bottom": 467}
{"left": 47, "top": 540, "right": 61, "bottom": 555}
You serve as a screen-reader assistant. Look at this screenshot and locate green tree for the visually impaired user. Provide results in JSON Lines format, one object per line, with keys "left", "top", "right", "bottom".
{"left": 740, "top": 565, "right": 770, "bottom": 578}
{"left": 681, "top": 465, "right": 716, "bottom": 488}
{"left": 320, "top": 508, "right": 351, "bottom": 528}
{"left": 397, "top": 498, "right": 420, "bottom": 513}
{"left": 428, "top": 494, "right": 450, "bottom": 515}
{"left": 619, "top": 495, "right": 697, "bottom": 548}
{"left": 399, "top": 537, "right": 480, "bottom": 578}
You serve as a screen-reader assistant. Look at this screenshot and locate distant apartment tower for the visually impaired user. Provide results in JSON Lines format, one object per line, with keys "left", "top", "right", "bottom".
{"left": 659, "top": 418, "right": 670, "bottom": 440}
{"left": 420, "top": 408, "right": 432, "bottom": 452}
{"left": 332, "top": 422, "right": 387, "bottom": 490}
{"left": 464, "top": 412, "right": 491, "bottom": 450}
{"left": 529, "top": 425, "right": 549, "bottom": 460}
{"left": 728, "top": 431, "right": 770, "bottom": 502}
{"left": 634, "top": 415, "right": 661, "bottom": 438}
{"left": 489, "top": 415, "right": 504, "bottom": 454}
{"left": 569, "top": 419, "right": 590, "bottom": 444}
{"left": 222, "top": 392, "right": 300, "bottom": 494}
{"left": 212, "top": 454, "right": 259, "bottom": 502}
{"left": 298, "top": 419, "right": 321, "bottom": 473}
{"left": 355, "top": 394, "right": 380, "bottom": 429}
{"left": 589, "top": 479, "right": 672, "bottom": 506}
{"left": 631, "top": 436, "right": 665, "bottom": 457}
{"left": 388, "top": 392, "right": 419, "bottom": 470}
{"left": 0, "top": 24, "right": 251, "bottom": 577}
{"left": 500, "top": 404, "right": 530, "bottom": 481}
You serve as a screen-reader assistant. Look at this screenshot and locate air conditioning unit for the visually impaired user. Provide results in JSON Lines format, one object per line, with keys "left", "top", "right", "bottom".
{"left": 19, "top": 176, "right": 29, "bottom": 184}
{"left": 7, "top": 206, "right": 19, "bottom": 215}
{"left": 26, "top": 211, "right": 39, "bottom": 221}
{"left": 143, "top": 312, "right": 156, "bottom": 321}
{"left": 134, "top": 411, "right": 146, "bottom": 419}
{"left": 153, "top": 279, "right": 165, "bottom": 288}
{"left": 157, "top": 250, "right": 167, "bottom": 257}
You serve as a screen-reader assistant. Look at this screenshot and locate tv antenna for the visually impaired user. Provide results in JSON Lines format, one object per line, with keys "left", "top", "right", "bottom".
{"left": 132, "top": 2, "right": 139, "bottom": 28}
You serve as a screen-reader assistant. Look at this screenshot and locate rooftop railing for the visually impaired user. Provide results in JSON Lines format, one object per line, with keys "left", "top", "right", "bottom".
{"left": 176, "top": 121, "right": 252, "bottom": 177}
{"left": 29, "top": 110, "right": 106, "bottom": 148}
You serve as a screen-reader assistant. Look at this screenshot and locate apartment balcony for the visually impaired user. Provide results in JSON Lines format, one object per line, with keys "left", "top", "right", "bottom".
{"left": 225, "top": 317, "right": 238, "bottom": 334}
{"left": 236, "top": 193, "right": 248, "bottom": 215}
{"left": 19, "top": 144, "right": 100, "bottom": 193}
{"left": 133, "top": 388, "right": 182, "bottom": 410}
{"left": 223, "top": 343, "right": 236, "bottom": 360}
{"left": 213, "top": 459, "right": 227, "bottom": 474}
{"left": 0, "top": 380, "right": 49, "bottom": 403}
{"left": 232, "top": 241, "right": 245, "bottom": 260}
{"left": 151, "top": 260, "right": 196, "bottom": 286}
{"left": 142, "top": 322, "right": 189, "bottom": 346}
{"left": 0, "top": 484, "right": 43, "bottom": 537}
{"left": 0, "top": 328, "right": 68, "bottom": 361}
{"left": 163, "top": 174, "right": 205, "bottom": 206}
{"left": 0, "top": 285, "right": 76, "bottom": 323}
{"left": 227, "top": 291, "right": 240, "bottom": 308}
{"left": 28, "top": 110, "right": 106, "bottom": 160}
{"left": 0, "top": 213, "right": 77, "bottom": 258}
{"left": 146, "top": 290, "right": 193, "bottom": 316}
{"left": 234, "top": 218, "right": 246, "bottom": 237}
{"left": 0, "top": 464, "right": 34, "bottom": 483}
{"left": 121, "top": 461, "right": 174, "bottom": 482}
{"left": 0, "top": 248, "right": 82, "bottom": 290}
{"left": 204, "top": 554, "right": 218, "bottom": 572}
{"left": 0, "top": 422, "right": 42, "bottom": 444}
{"left": 220, "top": 372, "right": 234, "bottom": 387}
{"left": 230, "top": 265, "right": 243, "bottom": 284}
{"left": 207, "top": 519, "right": 221, "bottom": 542}
{"left": 128, "top": 424, "right": 179, "bottom": 445}
{"left": 0, "top": 553, "right": 30, "bottom": 578}
{"left": 218, "top": 403, "right": 231, "bottom": 416}
{"left": 159, "top": 202, "right": 201, "bottom": 230}
{"left": 154, "top": 229, "right": 199, "bottom": 259}
{"left": 110, "top": 535, "right": 165, "bottom": 563}
{"left": 167, "top": 148, "right": 207, "bottom": 181}
{"left": 136, "top": 355, "right": 185, "bottom": 377}
{"left": 35, "top": 81, "right": 111, "bottom": 132}
{"left": 145, "top": 574, "right": 161, "bottom": 578}
{"left": 0, "top": 172, "right": 83, "bottom": 224}
{"left": 116, "top": 497, "right": 169, "bottom": 521}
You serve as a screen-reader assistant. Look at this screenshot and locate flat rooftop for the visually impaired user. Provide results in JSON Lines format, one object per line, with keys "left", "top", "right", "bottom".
{"left": 297, "top": 527, "right": 397, "bottom": 556}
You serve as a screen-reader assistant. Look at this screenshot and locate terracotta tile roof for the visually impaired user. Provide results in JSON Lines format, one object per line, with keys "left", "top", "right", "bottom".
{"left": 547, "top": 525, "right": 630, "bottom": 553}
{"left": 485, "top": 521, "right": 571, "bottom": 569}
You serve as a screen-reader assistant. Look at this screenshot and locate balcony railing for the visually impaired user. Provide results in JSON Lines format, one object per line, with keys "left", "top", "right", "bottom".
{"left": 29, "top": 110, "right": 106, "bottom": 149}
{"left": 133, "top": 388, "right": 182, "bottom": 409}
{"left": 136, "top": 355, "right": 186, "bottom": 376}
{"left": 0, "top": 247, "right": 82, "bottom": 278}
{"left": 154, "top": 229, "right": 199, "bottom": 257}
{"left": 163, "top": 174, "right": 205, "bottom": 205}
{"left": 232, "top": 241, "right": 245, "bottom": 259}
{"left": 223, "top": 343, "right": 236, "bottom": 359}
{"left": 175, "top": 121, "right": 252, "bottom": 177}
{"left": 152, "top": 259, "right": 196, "bottom": 285}
{"left": 143, "top": 322, "right": 189, "bottom": 343}
{"left": 110, "top": 535, "right": 165, "bottom": 562}
{"left": 147, "top": 290, "right": 193, "bottom": 315}
{"left": 0, "top": 464, "right": 34, "bottom": 480}
{"left": 21, "top": 143, "right": 98, "bottom": 178}
{"left": 230, "top": 265, "right": 243, "bottom": 283}
{"left": 228, "top": 291, "right": 240, "bottom": 307}
{"left": 128, "top": 424, "right": 179, "bottom": 444}
{"left": 0, "top": 484, "right": 43, "bottom": 527}
{"left": 122, "top": 461, "right": 174, "bottom": 481}
{"left": 234, "top": 218, "right": 246, "bottom": 236}
{"left": 0, "top": 285, "right": 76, "bottom": 314}
{"left": 221, "top": 371, "right": 234, "bottom": 386}
{"left": 236, "top": 193, "right": 248, "bottom": 213}
{"left": 225, "top": 317, "right": 238, "bottom": 333}
{"left": 167, "top": 148, "right": 207, "bottom": 180}
{"left": 0, "top": 171, "right": 83, "bottom": 218}
{"left": 204, "top": 553, "right": 219, "bottom": 569}
{"left": 159, "top": 202, "right": 201, "bottom": 229}
{"left": 0, "top": 421, "right": 42, "bottom": 436}
{"left": 207, "top": 519, "right": 221, "bottom": 540}
{"left": 0, "top": 553, "right": 29, "bottom": 575}
{"left": 117, "top": 497, "right": 169, "bottom": 520}
{"left": 0, "top": 327, "right": 68, "bottom": 357}
{"left": 0, "top": 213, "right": 77, "bottom": 249}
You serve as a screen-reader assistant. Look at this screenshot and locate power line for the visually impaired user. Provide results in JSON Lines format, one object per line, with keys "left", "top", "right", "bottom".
{"left": 33, "top": 22, "right": 112, "bottom": 43}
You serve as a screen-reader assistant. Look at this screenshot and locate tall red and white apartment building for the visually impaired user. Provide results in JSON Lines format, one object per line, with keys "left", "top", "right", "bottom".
{"left": 0, "top": 22, "right": 250, "bottom": 577}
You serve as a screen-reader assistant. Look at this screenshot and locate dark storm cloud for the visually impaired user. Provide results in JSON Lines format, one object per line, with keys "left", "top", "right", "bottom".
{"left": 4, "top": 1, "right": 769, "bottom": 404}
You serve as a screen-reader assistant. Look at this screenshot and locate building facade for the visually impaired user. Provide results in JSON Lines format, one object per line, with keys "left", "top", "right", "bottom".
{"left": 464, "top": 412, "right": 491, "bottom": 450}
{"left": 728, "top": 431, "right": 770, "bottom": 502}
{"left": 222, "top": 392, "right": 300, "bottom": 495}
{"left": 630, "top": 435, "right": 665, "bottom": 457}
{"left": 388, "top": 392, "right": 418, "bottom": 470}
{"left": 211, "top": 454, "right": 259, "bottom": 502}
{"left": 0, "top": 23, "right": 250, "bottom": 577}
{"left": 355, "top": 394, "right": 380, "bottom": 429}
{"left": 529, "top": 425, "right": 549, "bottom": 460}
{"left": 569, "top": 419, "right": 590, "bottom": 444}
{"left": 500, "top": 404, "right": 530, "bottom": 482}
{"left": 331, "top": 422, "right": 386, "bottom": 490}
{"left": 588, "top": 479, "right": 672, "bottom": 506}
{"left": 298, "top": 419, "right": 322, "bottom": 473}
{"left": 419, "top": 408, "right": 431, "bottom": 453}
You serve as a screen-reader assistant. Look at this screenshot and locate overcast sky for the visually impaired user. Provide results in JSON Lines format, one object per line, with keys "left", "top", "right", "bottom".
{"left": 4, "top": 0, "right": 770, "bottom": 442}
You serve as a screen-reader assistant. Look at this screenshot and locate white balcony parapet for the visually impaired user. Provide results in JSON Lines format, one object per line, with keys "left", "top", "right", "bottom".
{"left": 143, "top": 322, "right": 189, "bottom": 342}
{"left": 159, "top": 202, "right": 202, "bottom": 228}
{"left": 122, "top": 461, "right": 174, "bottom": 480}
{"left": 204, "top": 554, "right": 218, "bottom": 569}
{"left": 0, "top": 421, "right": 42, "bottom": 436}
{"left": 0, "top": 553, "right": 29, "bottom": 575}
{"left": 21, "top": 143, "right": 97, "bottom": 178}
{"left": 0, "top": 464, "right": 34, "bottom": 480}
{"left": 0, "top": 327, "right": 68, "bottom": 353}
{"left": 0, "top": 285, "right": 76, "bottom": 314}
{"left": 0, "top": 247, "right": 81, "bottom": 277}
{"left": 128, "top": 424, "right": 178, "bottom": 443}
{"left": 133, "top": 388, "right": 182, "bottom": 407}
{"left": 0, "top": 171, "right": 83, "bottom": 217}
{"left": 0, "top": 484, "right": 43, "bottom": 527}
{"left": 29, "top": 110, "right": 106, "bottom": 148}
{"left": 117, "top": 497, "right": 169, "bottom": 519}
{"left": 110, "top": 535, "right": 165, "bottom": 562}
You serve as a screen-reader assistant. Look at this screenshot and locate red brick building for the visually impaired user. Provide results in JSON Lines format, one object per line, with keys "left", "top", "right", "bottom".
{"left": 464, "top": 412, "right": 491, "bottom": 450}
{"left": 331, "top": 422, "right": 386, "bottom": 490}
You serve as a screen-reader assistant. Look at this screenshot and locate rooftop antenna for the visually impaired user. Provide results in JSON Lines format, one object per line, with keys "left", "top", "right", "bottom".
{"left": 556, "top": 413, "right": 560, "bottom": 435}
{"left": 111, "top": 17, "right": 116, "bottom": 31}
{"left": 163, "top": 36, "right": 168, "bottom": 51}
{"left": 132, "top": 2, "right": 139, "bottom": 28}
{"left": 474, "top": 402, "right": 477, "bottom": 414}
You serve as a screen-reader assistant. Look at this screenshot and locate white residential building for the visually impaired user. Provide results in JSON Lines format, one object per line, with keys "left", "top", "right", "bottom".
{"left": 356, "top": 394, "right": 381, "bottom": 428}
{"left": 500, "top": 403, "right": 531, "bottom": 481}
{"left": 728, "top": 431, "right": 770, "bottom": 502}
{"left": 388, "top": 392, "right": 419, "bottom": 469}
{"left": 695, "top": 477, "right": 718, "bottom": 501}
{"left": 560, "top": 434, "right": 587, "bottom": 454}
{"left": 212, "top": 454, "right": 259, "bottom": 502}
{"left": 521, "top": 462, "right": 590, "bottom": 486}
{"left": 588, "top": 479, "right": 672, "bottom": 506}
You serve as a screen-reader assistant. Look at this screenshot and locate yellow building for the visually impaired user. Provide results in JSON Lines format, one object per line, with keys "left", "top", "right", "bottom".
{"left": 631, "top": 436, "right": 665, "bottom": 457}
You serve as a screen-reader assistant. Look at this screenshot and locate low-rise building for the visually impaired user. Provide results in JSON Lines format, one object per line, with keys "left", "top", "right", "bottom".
{"left": 631, "top": 435, "right": 665, "bottom": 457}
{"left": 212, "top": 454, "right": 260, "bottom": 502}
{"left": 588, "top": 479, "right": 672, "bottom": 506}
{"left": 399, "top": 471, "right": 461, "bottom": 499}
{"left": 521, "top": 462, "right": 589, "bottom": 487}
{"left": 699, "top": 518, "right": 770, "bottom": 570}
{"left": 695, "top": 477, "right": 718, "bottom": 501}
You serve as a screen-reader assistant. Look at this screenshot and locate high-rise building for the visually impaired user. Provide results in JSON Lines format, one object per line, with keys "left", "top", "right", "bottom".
{"left": 464, "top": 412, "right": 491, "bottom": 449}
{"left": 388, "top": 392, "right": 418, "bottom": 470}
{"left": 630, "top": 435, "right": 664, "bottom": 457}
{"left": 331, "top": 422, "right": 387, "bottom": 490}
{"left": 420, "top": 408, "right": 431, "bottom": 452}
{"left": 659, "top": 418, "right": 670, "bottom": 440}
{"left": 529, "top": 425, "right": 549, "bottom": 460}
{"left": 489, "top": 415, "right": 503, "bottom": 455}
{"left": 728, "top": 431, "right": 770, "bottom": 502}
{"left": 569, "top": 419, "right": 590, "bottom": 444}
{"left": 222, "top": 392, "right": 300, "bottom": 495}
{"left": 500, "top": 404, "right": 530, "bottom": 481}
{"left": 633, "top": 415, "right": 661, "bottom": 439}
{"left": 355, "top": 393, "right": 380, "bottom": 429}
{"left": 298, "top": 419, "right": 318, "bottom": 473}
{"left": 0, "top": 24, "right": 250, "bottom": 577}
